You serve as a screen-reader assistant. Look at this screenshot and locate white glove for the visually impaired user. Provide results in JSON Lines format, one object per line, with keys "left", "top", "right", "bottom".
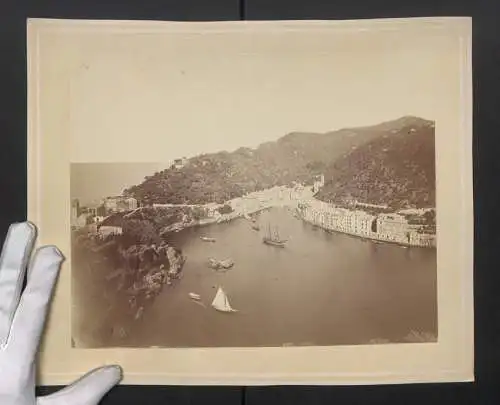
{"left": 0, "top": 222, "right": 122, "bottom": 405}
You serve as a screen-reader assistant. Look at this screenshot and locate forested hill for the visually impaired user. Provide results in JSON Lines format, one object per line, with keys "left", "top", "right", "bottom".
{"left": 124, "top": 116, "right": 435, "bottom": 207}
{"left": 315, "top": 117, "right": 435, "bottom": 209}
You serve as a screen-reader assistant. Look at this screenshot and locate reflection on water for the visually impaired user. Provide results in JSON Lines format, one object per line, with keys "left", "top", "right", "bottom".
{"left": 73, "top": 207, "right": 437, "bottom": 348}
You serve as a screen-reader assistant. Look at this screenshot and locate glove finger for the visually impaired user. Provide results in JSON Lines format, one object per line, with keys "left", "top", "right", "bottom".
{"left": 8, "top": 245, "right": 63, "bottom": 359}
{"left": 0, "top": 222, "right": 37, "bottom": 345}
{"left": 37, "top": 365, "right": 122, "bottom": 405}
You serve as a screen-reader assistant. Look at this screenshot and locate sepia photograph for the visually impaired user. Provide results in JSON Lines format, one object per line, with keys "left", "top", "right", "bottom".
{"left": 28, "top": 17, "right": 472, "bottom": 385}
{"left": 70, "top": 116, "right": 438, "bottom": 349}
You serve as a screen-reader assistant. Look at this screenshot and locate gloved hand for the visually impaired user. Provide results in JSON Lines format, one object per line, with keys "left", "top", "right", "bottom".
{"left": 0, "top": 222, "right": 122, "bottom": 405}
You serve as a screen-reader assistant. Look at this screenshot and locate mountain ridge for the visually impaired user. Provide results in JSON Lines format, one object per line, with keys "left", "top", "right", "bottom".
{"left": 316, "top": 117, "right": 435, "bottom": 209}
{"left": 124, "top": 116, "right": 435, "bottom": 208}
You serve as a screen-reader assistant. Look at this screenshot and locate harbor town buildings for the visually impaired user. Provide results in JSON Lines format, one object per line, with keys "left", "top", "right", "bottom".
{"left": 72, "top": 183, "right": 435, "bottom": 248}
{"left": 297, "top": 198, "right": 435, "bottom": 248}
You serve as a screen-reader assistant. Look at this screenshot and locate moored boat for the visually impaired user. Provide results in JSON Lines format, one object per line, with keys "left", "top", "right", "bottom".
{"left": 189, "top": 292, "right": 201, "bottom": 301}
{"left": 262, "top": 223, "right": 287, "bottom": 248}
{"left": 207, "top": 258, "right": 235, "bottom": 270}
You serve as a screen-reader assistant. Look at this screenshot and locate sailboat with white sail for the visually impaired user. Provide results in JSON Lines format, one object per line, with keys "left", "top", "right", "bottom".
{"left": 211, "top": 286, "right": 238, "bottom": 313}
{"left": 262, "top": 222, "right": 287, "bottom": 247}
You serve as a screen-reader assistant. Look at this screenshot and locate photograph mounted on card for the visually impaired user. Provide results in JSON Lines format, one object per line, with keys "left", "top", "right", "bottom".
{"left": 27, "top": 17, "right": 473, "bottom": 385}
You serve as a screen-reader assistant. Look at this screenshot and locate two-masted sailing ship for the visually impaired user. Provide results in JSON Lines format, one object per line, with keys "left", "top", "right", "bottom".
{"left": 262, "top": 222, "right": 287, "bottom": 248}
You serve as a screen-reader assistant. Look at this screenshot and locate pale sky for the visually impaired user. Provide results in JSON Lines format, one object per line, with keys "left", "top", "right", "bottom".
{"left": 66, "top": 22, "right": 457, "bottom": 204}
{"left": 71, "top": 162, "right": 170, "bottom": 206}
{"left": 67, "top": 24, "right": 451, "bottom": 163}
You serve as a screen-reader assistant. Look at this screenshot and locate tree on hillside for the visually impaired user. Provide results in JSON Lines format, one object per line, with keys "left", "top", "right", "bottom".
{"left": 305, "top": 160, "right": 326, "bottom": 173}
{"left": 191, "top": 207, "right": 208, "bottom": 220}
{"left": 316, "top": 123, "right": 435, "bottom": 209}
{"left": 217, "top": 204, "right": 233, "bottom": 215}
{"left": 122, "top": 219, "right": 160, "bottom": 246}
{"left": 121, "top": 117, "right": 435, "bottom": 207}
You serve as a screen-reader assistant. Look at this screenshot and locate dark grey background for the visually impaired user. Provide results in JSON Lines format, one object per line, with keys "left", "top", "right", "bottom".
{"left": 0, "top": 0, "right": 497, "bottom": 404}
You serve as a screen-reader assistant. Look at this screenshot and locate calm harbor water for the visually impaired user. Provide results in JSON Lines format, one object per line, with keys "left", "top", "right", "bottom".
{"left": 73, "top": 207, "right": 437, "bottom": 348}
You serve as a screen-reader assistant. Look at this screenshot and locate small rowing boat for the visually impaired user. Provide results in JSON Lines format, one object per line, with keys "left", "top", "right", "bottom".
{"left": 189, "top": 292, "right": 201, "bottom": 301}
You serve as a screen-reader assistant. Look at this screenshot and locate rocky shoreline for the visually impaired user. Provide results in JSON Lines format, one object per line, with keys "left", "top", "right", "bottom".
{"left": 72, "top": 230, "right": 188, "bottom": 345}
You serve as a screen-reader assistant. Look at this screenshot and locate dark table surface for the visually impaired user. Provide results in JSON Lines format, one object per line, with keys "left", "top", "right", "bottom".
{"left": 1, "top": 1, "right": 499, "bottom": 404}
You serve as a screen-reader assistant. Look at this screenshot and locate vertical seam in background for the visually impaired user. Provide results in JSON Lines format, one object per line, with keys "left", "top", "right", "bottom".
{"left": 240, "top": 0, "right": 247, "bottom": 403}
{"left": 239, "top": 0, "right": 246, "bottom": 20}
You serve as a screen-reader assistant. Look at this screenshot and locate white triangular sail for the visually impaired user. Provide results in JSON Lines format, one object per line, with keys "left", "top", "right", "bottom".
{"left": 211, "top": 287, "right": 237, "bottom": 313}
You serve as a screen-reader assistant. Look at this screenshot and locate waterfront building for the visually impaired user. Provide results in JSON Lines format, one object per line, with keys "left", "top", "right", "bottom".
{"left": 312, "top": 174, "right": 325, "bottom": 194}
{"left": 376, "top": 213, "right": 411, "bottom": 243}
{"left": 353, "top": 210, "right": 377, "bottom": 236}
{"left": 72, "top": 213, "right": 89, "bottom": 229}
{"left": 98, "top": 225, "right": 123, "bottom": 238}
{"left": 297, "top": 197, "right": 435, "bottom": 248}
{"left": 103, "top": 196, "right": 138, "bottom": 213}
{"left": 71, "top": 199, "right": 80, "bottom": 228}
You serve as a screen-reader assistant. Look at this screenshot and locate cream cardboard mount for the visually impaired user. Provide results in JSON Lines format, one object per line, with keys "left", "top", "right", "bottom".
{"left": 27, "top": 17, "right": 473, "bottom": 386}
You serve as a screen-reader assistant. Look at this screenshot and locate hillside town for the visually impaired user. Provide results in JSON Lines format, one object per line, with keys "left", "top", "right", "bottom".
{"left": 71, "top": 173, "right": 436, "bottom": 249}
{"left": 71, "top": 195, "right": 138, "bottom": 229}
